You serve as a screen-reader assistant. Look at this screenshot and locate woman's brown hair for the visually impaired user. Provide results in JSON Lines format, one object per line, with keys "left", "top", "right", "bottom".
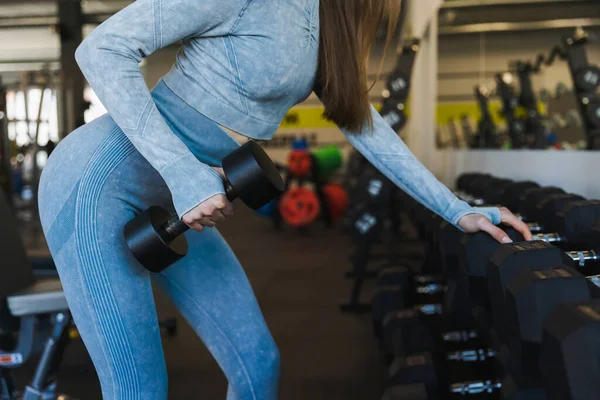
{"left": 316, "top": 0, "right": 401, "bottom": 133}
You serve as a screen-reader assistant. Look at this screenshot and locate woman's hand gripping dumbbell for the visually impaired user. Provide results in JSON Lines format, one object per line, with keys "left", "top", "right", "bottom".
{"left": 124, "top": 141, "right": 285, "bottom": 273}
{"left": 181, "top": 167, "right": 235, "bottom": 232}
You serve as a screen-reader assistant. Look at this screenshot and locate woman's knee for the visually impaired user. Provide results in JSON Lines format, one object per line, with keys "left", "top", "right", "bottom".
{"left": 251, "top": 337, "right": 281, "bottom": 397}
{"left": 229, "top": 336, "right": 280, "bottom": 400}
{"left": 262, "top": 340, "right": 281, "bottom": 382}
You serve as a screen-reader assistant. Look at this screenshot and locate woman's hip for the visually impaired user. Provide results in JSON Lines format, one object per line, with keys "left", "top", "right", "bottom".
{"left": 38, "top": 116, "right": 173, "bottom": 254}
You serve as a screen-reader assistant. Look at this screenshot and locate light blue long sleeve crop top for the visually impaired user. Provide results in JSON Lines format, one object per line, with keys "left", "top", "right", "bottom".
{"left": 74, "top": 0, "right": 500, "bottom": 227}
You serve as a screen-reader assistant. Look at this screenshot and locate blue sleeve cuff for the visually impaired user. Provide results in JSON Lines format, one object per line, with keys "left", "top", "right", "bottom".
{"left": 450, "top": 203, "right": 502, "bottom": 230}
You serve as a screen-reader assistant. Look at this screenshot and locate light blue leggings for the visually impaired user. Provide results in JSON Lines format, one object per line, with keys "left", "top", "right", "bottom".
{"left": 38, "top": 81, "right": 280, "bottom": 399}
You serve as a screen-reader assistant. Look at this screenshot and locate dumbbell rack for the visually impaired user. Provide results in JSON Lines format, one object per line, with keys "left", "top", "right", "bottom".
{"left": 379, "top": 38, "right": 419, "bottom": 134}
{"left": 340, "top": 169, "right": 406, "bottom": 313}
{"left": 368, "top": 173, "right": 600, "bottom": 399}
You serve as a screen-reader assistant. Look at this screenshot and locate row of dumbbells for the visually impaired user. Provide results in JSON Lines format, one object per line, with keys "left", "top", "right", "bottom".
{"left": 375, "top": 173, "right": 600, "bottom": 399}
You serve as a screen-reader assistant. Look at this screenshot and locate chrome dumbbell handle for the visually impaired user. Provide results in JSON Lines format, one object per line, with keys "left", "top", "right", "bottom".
{"left": 415, "top": 283, "right": 446, "bottom": 295}
{"left": 446, "top": 348, "right": 495, "bottom": 362}
{"left": 450, "top": 380, "right": 502, "bottom": 395}
{"left": 567, "top": 250, "right": 600, "bottom": 267}
{"left": 416, "top": 304, "right": 442, "bottom": 315}
{"left": 532, "top": 232, "right": 564, "bottom": 243}
{"left": 442, "top": 330, "right": 478, "bottom": 343}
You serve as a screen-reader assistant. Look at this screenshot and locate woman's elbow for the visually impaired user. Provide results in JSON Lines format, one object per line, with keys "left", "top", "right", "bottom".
{"left": 74, "top": 37, "right": 96, "bottom": 74}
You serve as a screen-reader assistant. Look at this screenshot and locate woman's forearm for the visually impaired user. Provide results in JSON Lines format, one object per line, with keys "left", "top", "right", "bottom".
{"left": 342, "top": 105, "right": 501, "bottom": 227}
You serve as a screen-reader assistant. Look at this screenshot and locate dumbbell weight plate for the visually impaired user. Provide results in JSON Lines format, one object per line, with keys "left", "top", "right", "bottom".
{"left": 386, "top": 70, "right": 410, "bottom": 100}
{"left": 504, "top": 266, "right": 590, "bottom": 381}
{"left": 125, "top": 206, "right": 188, "bottom": 272}
{"left": 380, "top": 103, "right": 408, "bottom": 133}
{"left": 585, "top": 99, "right": 600, "bottom": 129}
{"left": 574, "top": 66, "right": 600, "bottom": 93}
{"left": 540, "top": 300, "right": 600, "bottom": 400}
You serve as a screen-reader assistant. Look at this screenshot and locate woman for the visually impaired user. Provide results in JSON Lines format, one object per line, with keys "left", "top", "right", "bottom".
{"left": 38, "top": 0, "right": 531, "bottom": 398}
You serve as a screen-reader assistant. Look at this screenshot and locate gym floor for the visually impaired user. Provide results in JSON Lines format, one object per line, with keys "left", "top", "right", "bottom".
{"left": 17, "top": 207, "right": 390, "bottom": 399}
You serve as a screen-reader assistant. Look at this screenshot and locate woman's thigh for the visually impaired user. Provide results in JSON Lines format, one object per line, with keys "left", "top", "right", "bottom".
{"left": 40, "top": 124, "right": 175, "bottom": 399}
{"left": 154, "top": 228, "right": 280, "bottom": 399}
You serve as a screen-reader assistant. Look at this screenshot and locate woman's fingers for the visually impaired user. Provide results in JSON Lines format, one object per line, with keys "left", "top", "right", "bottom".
{"left": 198, "top": 217, "right": 216, "bottom": 227}
{"left": 181, "top": 194, "right": 233, "bottom": 230}
{"left": 477, "top": 217, "right": 513, "bottom": 244}
{"left": 499, "top": 207, "right": 533, "bottom": 241}
{"left": 222, "top": 202, "right": 235, "bottom": 217}
{"left": 186, "top": 222, "right": 204, "bottom": 232}
{"left": 211, "top": 210, "right": 226, "bottom": 222}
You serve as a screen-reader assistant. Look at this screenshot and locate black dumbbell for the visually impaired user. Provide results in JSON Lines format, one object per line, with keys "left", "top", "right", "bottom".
{"left": 487, "top": 218, "right": 600, "bottom": 346}
{"left": 382, "top": 305, "right": 440, "bottom": 359}
{"left": 388, "top": 352, "right": 503, "bottom": 398}
{"left": 504, "top": 264, "right": 596, "bottom": 387}
{"left": 125, "top": 141, "right": 284, "bottom": 272}
{"left": 372, "top": 268, "right": 445, "bottom": 337}
{"left": 585, "top": 97, "right": 600, "bottom": 128}
{"left": 516, "top": 186, "right": 565, "bottom": 223}
{"left": 462, "top": 200, "right": 600, "bottom": 292}
{"left": 532, "top": 193, "right": 585, "bottom": 230}
{"left": 540, "top": 299, "right": 600, "bottom": 400}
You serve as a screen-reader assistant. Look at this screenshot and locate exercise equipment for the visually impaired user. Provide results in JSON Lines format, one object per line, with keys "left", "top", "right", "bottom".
{"left": 472, "top": 86, "right": 499, "bottom": 149}
{"left": 514, "top": 59, "right": 549, "bottom": 149}
{"left": 496, "top": 72, "right": 526, "bottom": 149}
{"left": 546, "top": 28, "right": 600, "bottom": 148}
{"left": 312, "top": 145, "right": 342, "bottom": 178}
{"left": 321, "top": 183, "right": 348, "bottom": 220}
{"left": 376, "top": 171, "right": 600, "bottom": 400}
{"left": 278, "top": 187, "right": 321, "bottom": 227}
{"left": 380, "top": 38, "right": 419, "bottom": 133}
{"left": 125, "top": 141, "right": 284, "bottom": 272}
{"left": 541, "top": 299, "right": 600, "bottom": 400}
{"left": 256, "top": 199, "right": 277, "bottom": 218}
{"left": 287, "top": 150, "right": 312, "bottom": 178}
{"left": 341, "top": 170, "right": 400, "bottom": 313}
{"left": 504, "top": 265, "right": 594, "bottom": 385}
{"left": 388, "top": 351, "right": 503, "bottom": 398}
{"left": 0, "top": 190, "right": 73, "bottom": 400}
{"left": 372, "top": 265, "right": 444, "bottom": 337}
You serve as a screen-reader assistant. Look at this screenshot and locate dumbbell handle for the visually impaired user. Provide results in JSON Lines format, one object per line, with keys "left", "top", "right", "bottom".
{"left": 568, "top": 249, "right": 600, "bottom": 267}
{"left": 527, "top": 222, "right": 543, "bottom": 232}
{"left": 442, "top": 330, "right": 478, "bottom": 343}
{"left": 446, "top": 348, "right": 495, "bottom": 362}
{"left": 415, "top": 283, "right": 446, "bottom": 295}
{"left": 162, "top": 181, "right": 236, "bottom": 240}
{"left": 532, "top": 232, "right": 564, "bottom": 243}
{"left": 450, "top": 380, "right": 502, "bottom": 395}
{"left": 416, "top": 303, "right": 442, "bottom": 315}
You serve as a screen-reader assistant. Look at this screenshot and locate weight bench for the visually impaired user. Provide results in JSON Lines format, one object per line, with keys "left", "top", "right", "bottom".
{"left": 0, "top": 191, "right": 73, "bottom": 400}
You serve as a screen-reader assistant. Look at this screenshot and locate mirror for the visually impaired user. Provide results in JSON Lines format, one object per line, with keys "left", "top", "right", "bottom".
{"left": 435, "top": 0, "right": 599, "bottom": 151}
